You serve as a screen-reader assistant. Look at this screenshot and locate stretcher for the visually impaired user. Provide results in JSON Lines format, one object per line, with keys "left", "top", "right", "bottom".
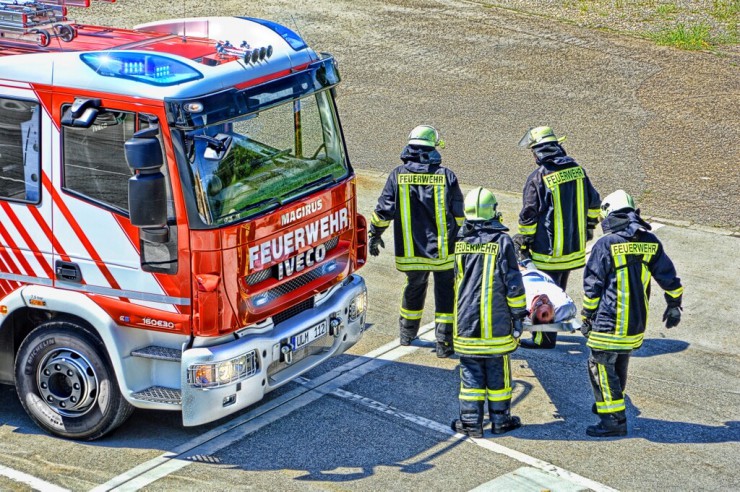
{"left": 519, "top": 261, "right": 581, "bottom": 333}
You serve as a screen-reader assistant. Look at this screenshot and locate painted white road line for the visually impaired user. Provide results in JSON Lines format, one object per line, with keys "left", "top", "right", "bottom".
{"left": 92, "top": 324, "right": 435, "bottom": 492}
{"left": 0, "top": 464, "right": 71, "bottom": 492}
{"left": 326, "top": 388, "right": 618, "bottom": 492}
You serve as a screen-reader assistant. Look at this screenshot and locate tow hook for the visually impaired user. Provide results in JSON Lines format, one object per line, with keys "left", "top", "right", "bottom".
{"left": 280, "top": 345, "right": 293, "bottom": 365}
{"left": 329, "top": 316, "right": 342, "bottom": 337}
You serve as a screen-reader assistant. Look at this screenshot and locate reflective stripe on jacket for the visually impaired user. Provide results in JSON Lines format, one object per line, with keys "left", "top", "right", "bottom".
{"left": 453, "top": 220, "right": 527, "bottom": 356}
{"left": 518, "top": 157, "right": 600, "bottom": 271}
{"left": 583, "top": 212, "right": 683, "bottom": 351}
{"left": 370, "top": 147, "right": 464, "bottom": 271}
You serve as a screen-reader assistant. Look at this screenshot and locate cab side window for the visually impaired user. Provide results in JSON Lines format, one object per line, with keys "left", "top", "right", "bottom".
{"left": 0, "top": 98, "right": 41, "bottom": 203}
{"left": 62, "top": 110, "right": 136, "bottom": 213}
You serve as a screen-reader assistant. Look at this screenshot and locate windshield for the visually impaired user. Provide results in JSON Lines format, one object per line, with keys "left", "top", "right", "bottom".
{"left": 182, "top": 90, "right": 348, "bottom": 225}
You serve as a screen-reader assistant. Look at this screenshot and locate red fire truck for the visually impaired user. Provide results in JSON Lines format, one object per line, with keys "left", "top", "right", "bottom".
{"left": 0, "top": 1, "right": 368, "bottom": 440}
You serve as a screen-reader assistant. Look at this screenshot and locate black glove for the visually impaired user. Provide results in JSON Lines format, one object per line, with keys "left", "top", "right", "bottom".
{"left": 512, "top": 317, "right": 523, "bottom": 339}
{"left": 368, "top": 234, "right": 384, "bottom": 257}
{"left": 663, "top": 305, "right": 682, "bottom": 328}
{"left": 580, "top": 309, "right": 595, "bottom": 337}
{"left": 586, "top": 228, "right": 594, "bottom": 241}
{"left": 513, "top": 234, "right": 532, "bottom": 262}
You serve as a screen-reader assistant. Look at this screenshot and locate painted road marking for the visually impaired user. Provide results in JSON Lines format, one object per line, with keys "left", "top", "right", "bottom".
{"left": 323, "top": 387, "right": 617, "bottom": 492}
{"left": 0, "top": 464, "right": 70, "bottom": 492}
{"left": 91, "top": 325, "right": 435, "bottom": 492}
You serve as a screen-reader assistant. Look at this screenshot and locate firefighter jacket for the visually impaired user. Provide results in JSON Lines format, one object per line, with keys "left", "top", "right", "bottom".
{"left": 453, "top": 219, "right": 528, "bottom": 357}
{"left": 518, "top": 152, "right": 600, "bottom": 271}
{"left": 370, "top": 146, "right": 464, "bottom": 272}
{"left": 582, "top": 211, "right": 684, "bottom": 352}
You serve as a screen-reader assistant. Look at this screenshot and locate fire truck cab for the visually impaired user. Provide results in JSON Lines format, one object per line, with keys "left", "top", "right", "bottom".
{"left": 0, "top": 11, "right": 368, "bottom": 440}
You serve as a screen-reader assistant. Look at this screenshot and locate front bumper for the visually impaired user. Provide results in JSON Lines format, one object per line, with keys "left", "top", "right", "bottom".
{"left": 180, "top": 274, "right": 366, "bottom": 426}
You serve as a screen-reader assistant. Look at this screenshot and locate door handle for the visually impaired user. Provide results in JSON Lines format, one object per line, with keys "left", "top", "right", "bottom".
{"left": 55, "top": 260, "right": 82, "bottom": 283}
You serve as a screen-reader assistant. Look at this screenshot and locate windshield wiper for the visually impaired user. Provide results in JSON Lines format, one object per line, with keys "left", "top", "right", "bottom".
{"left": 237, "top": 196, "right": 282, "bottom": 215}
{"left": 290, "top": 175, "right": 336, "bottom": 199}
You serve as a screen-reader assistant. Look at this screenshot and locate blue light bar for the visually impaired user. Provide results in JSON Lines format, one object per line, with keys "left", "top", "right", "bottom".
{"left": 80, "top": 52, "right": 203, "bottom": 86}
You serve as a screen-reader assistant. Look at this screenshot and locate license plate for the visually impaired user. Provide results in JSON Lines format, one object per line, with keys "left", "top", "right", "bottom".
{"left": 290, "top": 320, "right": 328, "bottom": 351}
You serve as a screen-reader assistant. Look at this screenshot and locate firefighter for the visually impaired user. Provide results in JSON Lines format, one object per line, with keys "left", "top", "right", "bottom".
{"left": 515, "top": 126, "right": 601, "bottom": 349}
{"left": 368, "top": 125, "right": 465, "bottom": 358}
{"left": 581, "top": 190, "right": 684, "bottom": 437}
{"left": 450, "top": 187, "right": 527, "bottom": 437}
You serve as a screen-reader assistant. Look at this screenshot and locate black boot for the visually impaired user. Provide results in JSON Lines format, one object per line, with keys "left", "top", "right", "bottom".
{"left": 436, "top": 341, "right": 454, "bottom": 358}
{"left": 519, "top": 337, "right": 555, "bottom": 350}
{"left": 491, "top": 411, "right": 522, "bottom": 435}
{"left": 399, "top": 318, "right": 420, "bottom": 346}
{"left": 586, "top": 415, "right": 627, "bottom": 437}
{"left": 451, "top": 419, "right": 483, "bottom": 439}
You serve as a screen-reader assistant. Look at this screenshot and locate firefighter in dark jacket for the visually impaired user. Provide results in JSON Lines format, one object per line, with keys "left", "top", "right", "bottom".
{"left": 515, "top": 126, "right": 601, "bottom": 349}
{"left": 581, "top": 190, "right": 684, "bottom": 437}
{"left": 451, "top": 187, "right": 527, "bottom": 438}
{"left": 368, "top": 125, "right": 465, "bottom": 358}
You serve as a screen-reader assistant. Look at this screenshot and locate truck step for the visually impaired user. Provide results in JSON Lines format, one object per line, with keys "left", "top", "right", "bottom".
{"left": 131, "top": 386, "right": 182, "bottom": 405}
{"left": 130, "top": 345, "right": 182, "bottom": 362}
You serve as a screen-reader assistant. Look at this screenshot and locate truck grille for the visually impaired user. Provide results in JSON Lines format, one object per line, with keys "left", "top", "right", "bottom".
{"left": 245, "top": 236, "right": 340, "bottom": 286}
{"left": 273, "top": 297, "right": 314, "bottom": 325}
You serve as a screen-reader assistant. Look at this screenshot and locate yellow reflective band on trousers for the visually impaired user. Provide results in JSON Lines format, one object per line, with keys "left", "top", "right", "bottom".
{"left": 459, "top": 385, "right": 486, "bottom": 401}
{"left": 435, "top": 312, "right": 454, "bottom": 324}
{"left": 488, "top": 355, "right": 512, "bottom": 402}
{"left": 587, "top": 332, "right": 644, "bottom": 351}
{"left": 596, "top": 363, "right": 626, "bottom": 413}
{"left": 400, "top": 307, "right": 423, "bottom": 320}
{"left": 371, "top": 211, "right": 390, "bottom": 228}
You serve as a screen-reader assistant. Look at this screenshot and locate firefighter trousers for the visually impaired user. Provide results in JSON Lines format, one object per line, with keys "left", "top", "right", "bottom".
{"left": 458, "top": 355, "right": 513, "bottom": 426}
{"left": 588, "top": 349, "right": 629, "bottom": 422}
{"left": 531, "top": 270, "right": 570, "bottom": 347}
{"left": 399, "top": 269, "right": 454, "bottom": 344}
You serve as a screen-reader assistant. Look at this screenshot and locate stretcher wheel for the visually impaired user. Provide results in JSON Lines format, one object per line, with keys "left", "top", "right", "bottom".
{"left": 56, "top": 24, "right": 76, "bottom": 42}
{"left": 32, "top": 29, "right": 51, "bottom": 47}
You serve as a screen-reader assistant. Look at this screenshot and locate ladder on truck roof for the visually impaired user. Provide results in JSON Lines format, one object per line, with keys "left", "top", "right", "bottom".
{"left": 0, "top": 0, "right": 114, "bottom": 47}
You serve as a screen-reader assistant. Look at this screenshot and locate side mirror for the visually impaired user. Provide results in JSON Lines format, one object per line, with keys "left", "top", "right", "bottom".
{"left": 125, "top": 126, "right": 167, "bottom": 229}
{"left": 61, "top": 98, "right": 101, "bottom": 128}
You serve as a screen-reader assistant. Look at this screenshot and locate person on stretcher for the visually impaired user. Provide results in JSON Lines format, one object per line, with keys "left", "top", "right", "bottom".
{"left": 519, "top": 260, "right": 578, "bottom": 326}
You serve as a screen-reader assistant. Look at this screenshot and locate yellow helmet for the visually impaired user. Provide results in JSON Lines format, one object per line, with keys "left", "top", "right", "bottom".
{"left": 464, "top": 187, "right": 498, "bottom": 220}
{"left": 600, "top": 189, "right": 635, "bottom": 219}
{"left": 408, "top": 125, "right": 445, "bottom": 149}
{"left": 518, "top": 126, "right": 567, "bottom": 149}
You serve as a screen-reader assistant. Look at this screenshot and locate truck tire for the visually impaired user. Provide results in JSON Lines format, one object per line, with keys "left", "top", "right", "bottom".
{"left": 14, "top": 319, "right": 134, "bottom": 440}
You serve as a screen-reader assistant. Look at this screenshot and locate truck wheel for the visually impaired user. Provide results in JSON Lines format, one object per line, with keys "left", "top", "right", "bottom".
{"left": 14, "top": 319, "right": 134, "bottom": 440}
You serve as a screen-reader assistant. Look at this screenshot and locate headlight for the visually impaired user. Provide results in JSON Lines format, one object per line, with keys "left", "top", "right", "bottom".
{"left": 188, "top": 351, "right": 258, "bottom": 388}
{"left": 348, "top": 289, "right": 367, "bottom": 322}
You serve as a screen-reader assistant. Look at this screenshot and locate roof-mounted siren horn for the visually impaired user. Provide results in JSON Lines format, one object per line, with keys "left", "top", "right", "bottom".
{"left": 243, "top": 44, "right": 273, "bottom": 64}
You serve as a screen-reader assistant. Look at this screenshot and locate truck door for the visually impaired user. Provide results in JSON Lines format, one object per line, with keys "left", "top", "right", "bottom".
{"left": 0, "top": 86, "right": 53, "bottom": 299}
{"left": 53, "top": 95, "right": 190, "bottom": 331}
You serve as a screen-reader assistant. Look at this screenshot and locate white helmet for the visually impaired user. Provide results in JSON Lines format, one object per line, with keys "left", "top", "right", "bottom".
{"left": 600, "top": 189, "right": 635, "bottom": 219}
